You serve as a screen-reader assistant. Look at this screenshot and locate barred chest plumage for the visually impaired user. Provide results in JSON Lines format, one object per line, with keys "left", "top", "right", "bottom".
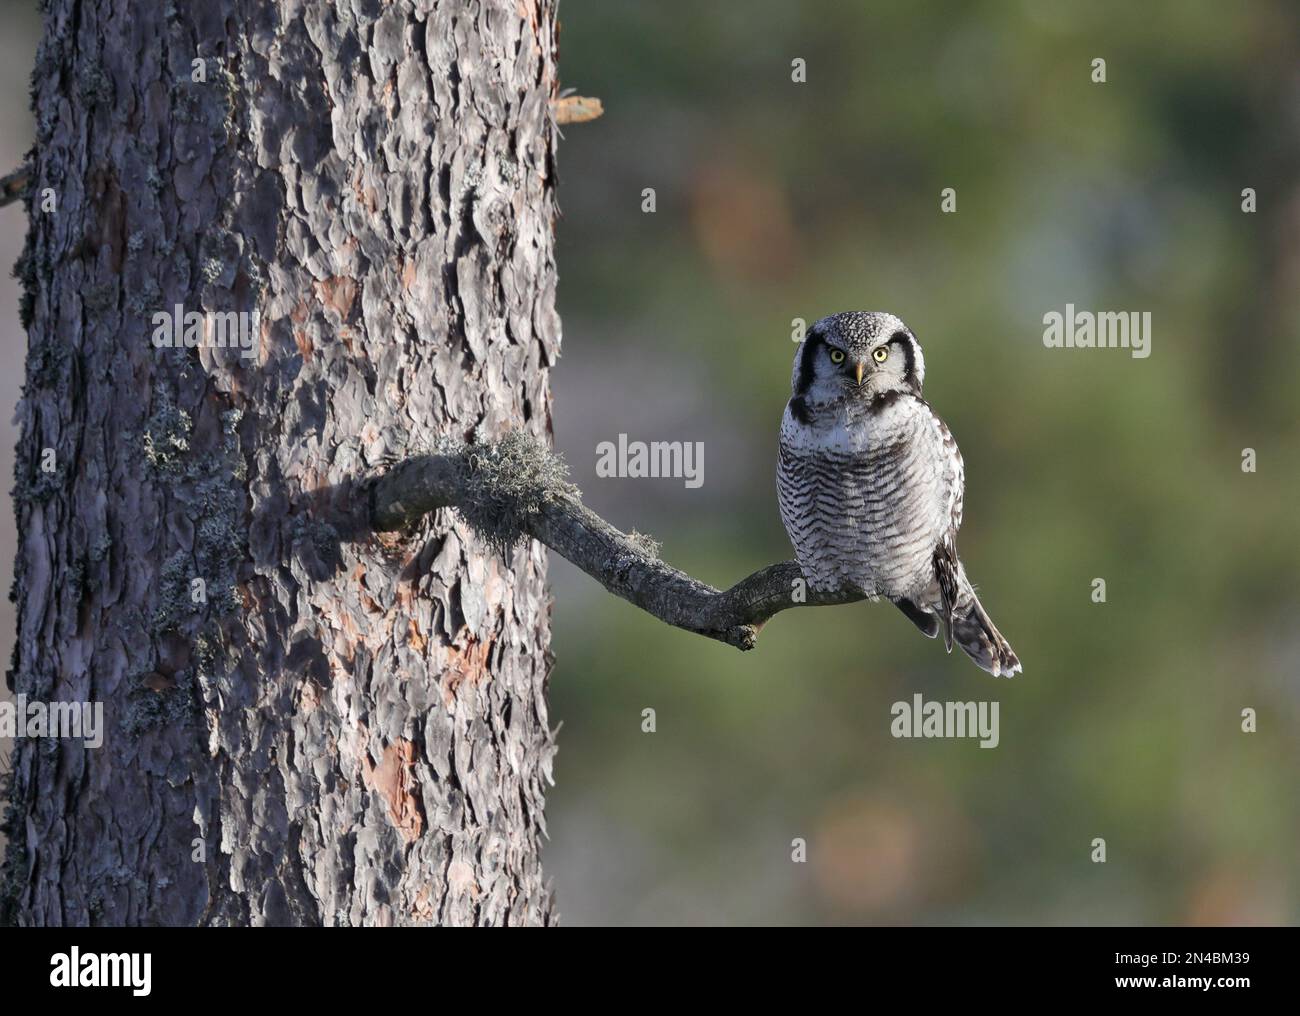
{"left": 777, "top": 391, "right": 954, "bottom": 599}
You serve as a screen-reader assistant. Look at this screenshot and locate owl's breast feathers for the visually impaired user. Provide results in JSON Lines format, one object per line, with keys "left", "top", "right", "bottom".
{"left": 777, "top": 391, "right": 963, "bottom": 598}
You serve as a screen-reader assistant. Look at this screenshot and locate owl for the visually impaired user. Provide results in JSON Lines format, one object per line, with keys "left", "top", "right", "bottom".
{"left": 777, "top": 311, "right": 1021, "bottom": 676}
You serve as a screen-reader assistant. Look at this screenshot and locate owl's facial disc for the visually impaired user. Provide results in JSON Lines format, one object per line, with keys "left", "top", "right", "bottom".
{"left": 792, "top": 313, "right": 925, "bottom": 408}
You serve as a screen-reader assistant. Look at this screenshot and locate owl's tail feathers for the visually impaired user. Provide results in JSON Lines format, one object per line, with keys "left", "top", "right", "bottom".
{"left": 951, "top": 593, "right": 1021, "bottom": 678}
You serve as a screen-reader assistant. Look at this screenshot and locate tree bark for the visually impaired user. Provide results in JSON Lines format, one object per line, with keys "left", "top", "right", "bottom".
{"left": 3, "top": 0, "right": 561, "bottom": 927}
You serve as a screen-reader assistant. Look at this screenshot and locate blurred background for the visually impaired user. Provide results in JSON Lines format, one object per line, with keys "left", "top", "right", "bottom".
{"left": 544, "top": 0, "right": 1300, "bottom": 924}
{"left": 2, "top": 1, "right": 1297, "bottom": 925}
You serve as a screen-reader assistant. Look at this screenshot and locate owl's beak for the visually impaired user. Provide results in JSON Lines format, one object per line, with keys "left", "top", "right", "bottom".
{"left": 854, "top": 361, "right": 866, "bottom": 385}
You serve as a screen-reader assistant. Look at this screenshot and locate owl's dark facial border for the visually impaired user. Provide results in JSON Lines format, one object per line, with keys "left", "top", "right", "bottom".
{"left": 888, "top": 332, "right": 922, "bottom": 393}
{"left": 793, "top": 325, "right": 827, "bottom": 398}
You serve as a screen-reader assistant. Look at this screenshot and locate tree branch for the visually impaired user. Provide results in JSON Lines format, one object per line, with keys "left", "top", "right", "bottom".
{"left": 369, "top": 436, "right": 865, "bottom": 650}
{"left": 0, "top": 166, "right": 29, "bottom": 208}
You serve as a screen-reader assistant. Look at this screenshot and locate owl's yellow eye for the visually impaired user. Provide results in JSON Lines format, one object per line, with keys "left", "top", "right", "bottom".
{"left": 828, "top": 349, "right": 845, "bottom": 364}
{"left": 873, "top": 347, "right": 889, "bottom": 363}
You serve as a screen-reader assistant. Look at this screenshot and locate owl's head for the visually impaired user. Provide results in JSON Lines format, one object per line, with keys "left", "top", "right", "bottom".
{"left": 790, "top": 311, "right": 925, "bottom": 407}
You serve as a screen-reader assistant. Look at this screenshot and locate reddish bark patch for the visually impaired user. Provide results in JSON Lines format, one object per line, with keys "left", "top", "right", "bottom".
{"left": 408, "top": 617, "right": 427, "bottom": 654}
{"left": 141, "top": 671, "right": 175, "bottom": 693}
{"left": 439, "top": 635, "right": 494, "bottom": 706}
{"left": 362, "top": 738, "right": 425, "bottom": 844}
{"left": 290, "top": 297, "right": 313, "bottom": 360}
{"left": 316, "top": 276, "right": 358, "bottom": 323}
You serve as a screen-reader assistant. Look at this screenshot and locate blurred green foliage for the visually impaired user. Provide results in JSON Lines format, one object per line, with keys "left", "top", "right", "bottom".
{"left": 545, "top": 0, "right": 1300, "bottom": 924}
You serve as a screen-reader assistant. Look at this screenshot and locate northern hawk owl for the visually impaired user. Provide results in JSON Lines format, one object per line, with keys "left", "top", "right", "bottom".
{"left": 777, "top": 311, "right": 1021, "bottom": 676}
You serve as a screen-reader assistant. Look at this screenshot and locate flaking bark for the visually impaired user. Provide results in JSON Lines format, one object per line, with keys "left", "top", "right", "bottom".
{"left": 4, "top": 0, "right": 562, "bottom": 926}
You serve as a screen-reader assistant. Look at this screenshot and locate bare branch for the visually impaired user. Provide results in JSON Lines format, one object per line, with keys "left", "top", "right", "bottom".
{"left": 550, "top": 94, "right": 604, "bottom": 124}
{"left": 0, "top": 166, "right": 30, "bottom": 208}
{"left": 369, "top": 436, "right": 865, "bottom": 650}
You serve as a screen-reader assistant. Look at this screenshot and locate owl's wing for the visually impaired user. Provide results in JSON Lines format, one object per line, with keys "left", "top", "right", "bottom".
{"left": 927, "top": 407, "right": 965, "bottom": 653}
{"left": 935, "top": 413, "right": 964, "bottom": 534}
{"left": 934, "top": 534, "right": 959, "bottom": 653}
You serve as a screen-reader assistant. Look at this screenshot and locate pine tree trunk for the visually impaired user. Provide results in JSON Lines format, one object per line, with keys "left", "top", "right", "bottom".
{"left": 2, "top": 0, "right": 561, "bottom": 927}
